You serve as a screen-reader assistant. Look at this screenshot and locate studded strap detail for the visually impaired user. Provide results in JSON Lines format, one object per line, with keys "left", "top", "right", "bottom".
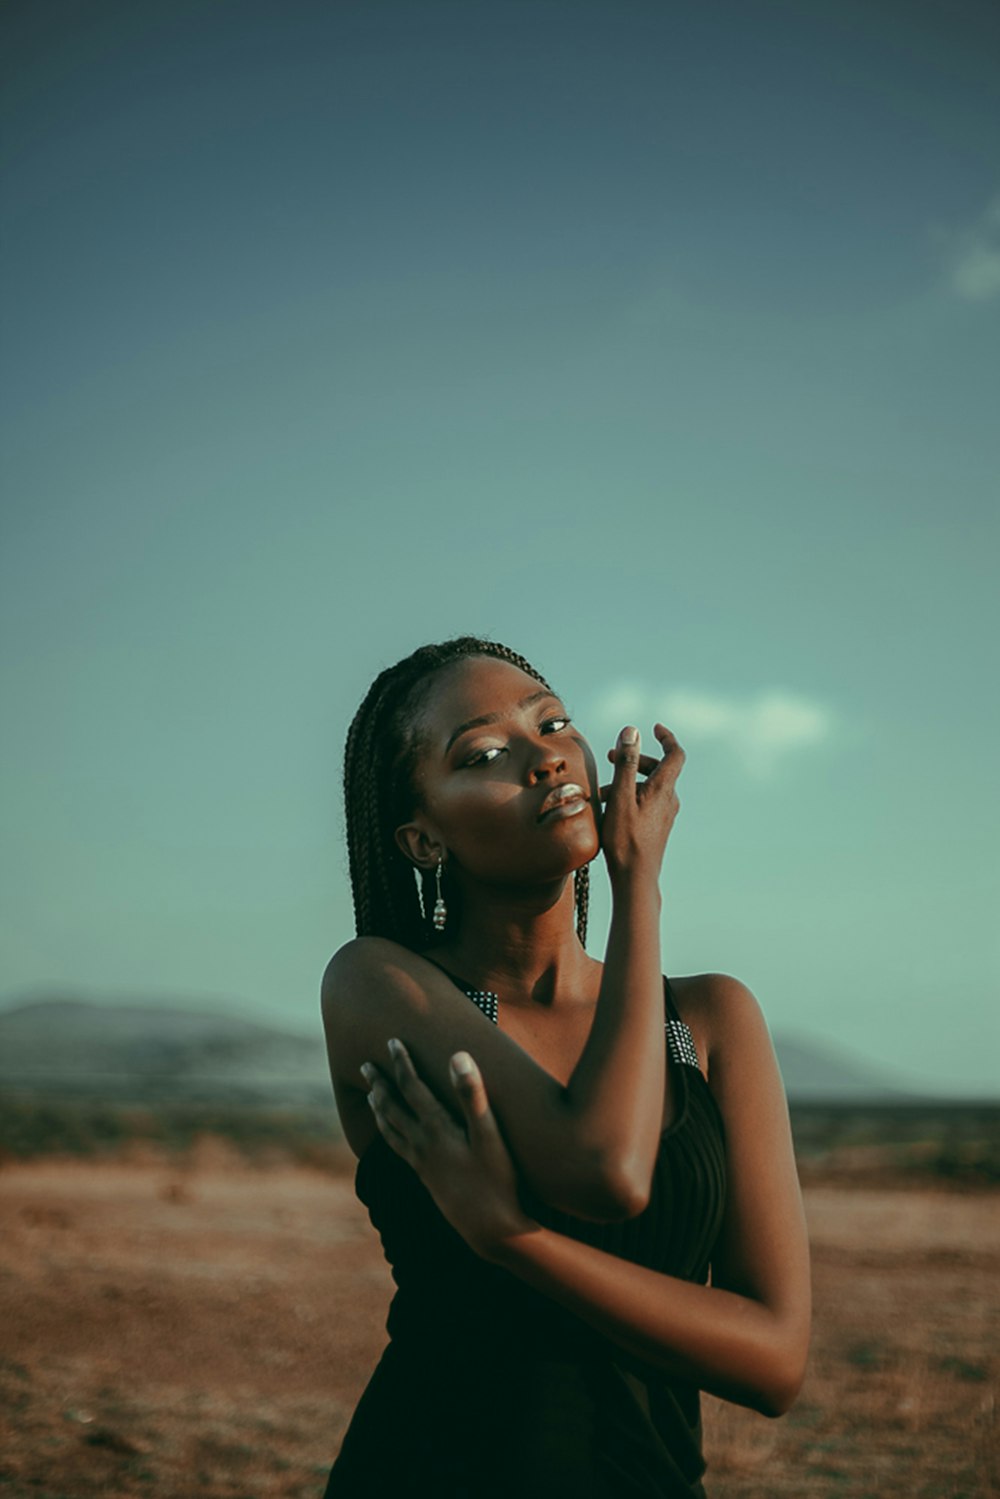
{"left": 665, "top": 1017, "right": 701, "bottom": 1070}
{"left": 459, "top": 985, "right": 701, "bottom": 1070}
{"left": 463, "top": 988, "right": 499, "bottom": 1026}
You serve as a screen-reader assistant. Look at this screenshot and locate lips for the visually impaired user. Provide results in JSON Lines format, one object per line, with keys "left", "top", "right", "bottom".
{"left": 537, "top": 782, "right": 588, "bottom": 821}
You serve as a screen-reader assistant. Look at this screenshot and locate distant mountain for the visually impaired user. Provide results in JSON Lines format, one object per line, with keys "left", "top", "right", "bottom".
{"left": 0, "top": 995, "right": 920, "bottom": 1106}
{"left": 772, "top": 1032, "right": 920, "bottom": 1102}
{"left": 0, "top": 997, "right": 331, "bottom": 1104}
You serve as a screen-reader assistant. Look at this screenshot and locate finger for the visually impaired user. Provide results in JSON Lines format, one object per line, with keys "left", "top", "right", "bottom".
{"left": 606, "top": 725, "right": 640, "bottom": 802}
{"left": 449, "top": 1053, "right": 511, "bottom": 1162}
{"left": 368, "top": 1075, "right": 419, "bottom": 1137}
{"left": 367, "top": 1088, "right": 417, "bottom": 1165}
{"left": 360, "top": 1060, "right": 402, "bottom": 1105}
{"left": 653, "top": 722, "right": 683, "bottom": 756}
{"left": 387, "top": 1038, "right": 450, "bottom": 1123}
{"left": 602, "top": 744, "right": 676, "bottom": 800}
{"left": 449, "top": 1051, "right": 491, "bottom": 1125}
{"left": 361, "top": 1059, "right": 410, "bottom": 1111}
{"left": 606, "top": 749, "right": 660, "bottom": 776}
{"left": 643, "top": 724, "right": 685, "bottom": 790}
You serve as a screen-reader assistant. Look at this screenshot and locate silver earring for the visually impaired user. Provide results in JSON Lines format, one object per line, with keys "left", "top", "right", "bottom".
{"left": 432, "top": 857, "right": 447, "bottom": 932}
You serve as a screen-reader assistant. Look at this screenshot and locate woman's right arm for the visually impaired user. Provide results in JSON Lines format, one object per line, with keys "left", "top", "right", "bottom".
{"left": 322, "top": 724, "right": 683, "bottom": 1224}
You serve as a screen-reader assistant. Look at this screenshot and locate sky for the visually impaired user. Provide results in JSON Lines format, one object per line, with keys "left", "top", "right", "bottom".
{"left": 2, "top": 0, "right": 998, "bottom": 1096}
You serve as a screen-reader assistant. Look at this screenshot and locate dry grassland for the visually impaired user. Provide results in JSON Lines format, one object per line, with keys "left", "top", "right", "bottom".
{"left": 0, "top": 1153, "right": 996, "bottom": 1498}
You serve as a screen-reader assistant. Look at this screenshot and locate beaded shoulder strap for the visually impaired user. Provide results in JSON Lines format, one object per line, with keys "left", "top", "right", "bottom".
{"left": 665, "top": 1017, "right": 700, "bottom": 1069}
{"left": 458, "top": 978, "right": 701, "bottom": 1070}
{"left": 663, "top": 976, "right": 701, "bottom": 1070}
{"left": 460, "top": 985, "right": 499, "bottom": 1026}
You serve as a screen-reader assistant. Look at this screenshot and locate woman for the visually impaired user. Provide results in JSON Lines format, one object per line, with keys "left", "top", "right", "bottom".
{"left": 320, "top": 636, "right": 810, "bottom": 1498}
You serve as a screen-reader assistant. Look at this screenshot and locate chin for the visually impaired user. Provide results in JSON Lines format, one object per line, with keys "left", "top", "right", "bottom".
{"left": 558, "top": 817, "right": 601, "bottom": 871}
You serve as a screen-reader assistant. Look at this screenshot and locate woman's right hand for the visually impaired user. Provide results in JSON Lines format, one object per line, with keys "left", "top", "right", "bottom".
{"left": 599, "top": 724, "right": 684, "bottom": 884}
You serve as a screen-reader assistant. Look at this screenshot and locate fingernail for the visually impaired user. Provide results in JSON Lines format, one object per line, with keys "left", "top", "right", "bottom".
{"left": 366, "top": 1090, "right": 376, "bottom": 1110}
{"left": 359, "top": 1063, "right": 374, "bottom": 1083}
{"left": 450, "top": 1051, "right": 475, "bottom": 1077}
{"left": 620, "top": 726, "right": 638, "bottom": 746}
{"left": 387, "top": 1038, "right": 402, "bottom": 1058}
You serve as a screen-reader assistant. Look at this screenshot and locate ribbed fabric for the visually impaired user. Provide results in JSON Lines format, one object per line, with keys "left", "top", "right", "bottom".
{"left": 325, "top": 976, "right": 727, "bottom": 1499}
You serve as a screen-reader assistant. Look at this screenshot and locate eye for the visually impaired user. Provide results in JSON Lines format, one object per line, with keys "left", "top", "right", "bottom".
{"left": 542, "top": 715, "right": 571, "bottom": 733}
{"left": 464, "top": 745, "right": 506, "bottom": 767}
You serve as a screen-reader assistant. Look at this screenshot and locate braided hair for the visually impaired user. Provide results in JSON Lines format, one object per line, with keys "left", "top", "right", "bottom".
{"left": 343, "top": 636, "right": 591, "bottom": 952}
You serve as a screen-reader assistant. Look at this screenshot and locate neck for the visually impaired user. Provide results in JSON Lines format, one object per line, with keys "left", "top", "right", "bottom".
{"left": 428, "top": 874, "right": 593, "bottom": 1009}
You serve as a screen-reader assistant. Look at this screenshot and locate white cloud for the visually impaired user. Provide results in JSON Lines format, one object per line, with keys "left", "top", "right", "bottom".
{"left": 945, "top": 196, "right": 1000, "bottom": 302}
{"left": 584, "top": 684, "right": 835, "bottom": 779}
{"left": 952, "top": 243, "right": 1000, "bottom": 301}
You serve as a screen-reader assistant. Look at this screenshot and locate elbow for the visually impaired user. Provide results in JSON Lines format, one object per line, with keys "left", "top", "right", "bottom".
{"left": 753, "top": 1343, "right": 809, "bottom": 1419}
{"left": 558, "top": 1120, "right": 658, "bottom": 1222}
{"left": 610, "top": 1182, "right": 653, "bottom": 1222}
{"left": 554, "top": 1157, "right": 652, "bottom": 1224}
{"left": 755, "top": 1382, "right": 797, "bottom": 1421}
{"left": 596, "top": 1158, "right": 653, "bottom": 1223}
{"left": 713, "top": 1307, "right": 810, "bottom": 1419}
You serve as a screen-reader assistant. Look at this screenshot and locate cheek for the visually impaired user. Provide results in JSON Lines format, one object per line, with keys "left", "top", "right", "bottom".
{"left": 576, "top": 736, "right": 599, "bottom": 795}
{"left": 426, "top": 774, "right": 518, "bottom": 835}
{"left": 446, "top": 780, "right": 522, "bottom": 830}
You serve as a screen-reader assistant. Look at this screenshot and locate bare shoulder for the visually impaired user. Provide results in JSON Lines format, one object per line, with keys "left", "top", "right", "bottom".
{"left": 321, "top": 936, "right": 434, "bottom": 1022}
{"left": 322, "top": 933, "right": 413, "bottom": 987}
{"left": 667, "top": 972, "right": 773, "bottom": 1082}
{"left": 320, "top": 937, "right": 438, "bottom": 1084}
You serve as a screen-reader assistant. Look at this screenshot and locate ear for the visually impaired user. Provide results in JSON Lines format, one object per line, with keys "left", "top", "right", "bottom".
{"left": 394, "top": 820, "right": 443, "bottom": 871}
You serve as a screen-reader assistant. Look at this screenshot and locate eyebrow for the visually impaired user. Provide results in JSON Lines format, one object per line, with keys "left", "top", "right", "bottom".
{"left": 444, "top": 689, "right": 557, "bottom": 755}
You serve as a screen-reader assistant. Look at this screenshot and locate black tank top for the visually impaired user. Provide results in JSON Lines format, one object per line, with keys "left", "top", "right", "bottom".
{"left": 328, "top": 973, "right": 727, "bottom": 1499}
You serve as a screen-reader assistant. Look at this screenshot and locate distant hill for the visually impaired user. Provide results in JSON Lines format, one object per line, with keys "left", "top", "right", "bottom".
{"left": 0, "top": 995, "right": 923, "bottom": 1106}
{"left": 0, "top": 998, "right": 331, "bottom": 1105}
{"left": 771, "top": 1032, "right": 921, "bottom": 1102}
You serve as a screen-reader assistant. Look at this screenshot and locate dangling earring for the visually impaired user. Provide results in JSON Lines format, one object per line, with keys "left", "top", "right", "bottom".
{"left": 432, "top": 856, "right": 447, "bottom": 932}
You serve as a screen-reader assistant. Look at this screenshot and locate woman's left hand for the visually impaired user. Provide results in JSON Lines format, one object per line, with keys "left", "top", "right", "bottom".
{"left": 361, "top": 1041, "right": 539, "bottom": 1263}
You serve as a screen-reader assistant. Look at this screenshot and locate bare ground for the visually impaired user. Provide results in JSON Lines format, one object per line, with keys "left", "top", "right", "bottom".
{"left": 0, "top": 1156, "right": 996, "bottom": 1498}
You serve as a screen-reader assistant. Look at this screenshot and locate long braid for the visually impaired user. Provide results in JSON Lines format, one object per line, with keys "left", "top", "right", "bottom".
{"left": 342, "top": 636, "right": 591, "bottom": 951}
{"left": 574, "top": 864, "right": 590, "bottom": 947}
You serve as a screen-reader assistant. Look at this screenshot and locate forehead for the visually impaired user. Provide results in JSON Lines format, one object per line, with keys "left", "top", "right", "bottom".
{"left": 418, "top": 656, "right": 552, "bottom": 737}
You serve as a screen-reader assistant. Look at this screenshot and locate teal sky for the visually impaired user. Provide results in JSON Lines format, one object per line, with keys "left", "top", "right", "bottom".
{"left": 2, "top": 0, "right": 998, "bottom": 1095}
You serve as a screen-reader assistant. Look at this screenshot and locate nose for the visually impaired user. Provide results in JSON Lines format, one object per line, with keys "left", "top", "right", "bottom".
{"left": 526, "top": 737, "right": 567, "bottom": 784}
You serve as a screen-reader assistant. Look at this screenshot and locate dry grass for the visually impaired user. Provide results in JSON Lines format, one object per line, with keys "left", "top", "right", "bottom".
{"left": 703, "top": 1189, "right": 998, "bottom": 1497}
{"left": 0, "top": 1157, "right": 996, "bottom": 1498}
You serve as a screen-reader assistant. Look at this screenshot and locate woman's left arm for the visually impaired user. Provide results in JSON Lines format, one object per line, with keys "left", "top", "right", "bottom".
{"left": 365, "top": 977, "right": 810, "bottom": 1418}
{"left": 488, "top": 977, "right": 810, "bottom": 1417}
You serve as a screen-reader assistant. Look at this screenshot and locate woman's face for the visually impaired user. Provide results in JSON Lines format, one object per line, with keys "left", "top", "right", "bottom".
{"left": 396, "top": 656, "right": 601, "bottom": 889}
